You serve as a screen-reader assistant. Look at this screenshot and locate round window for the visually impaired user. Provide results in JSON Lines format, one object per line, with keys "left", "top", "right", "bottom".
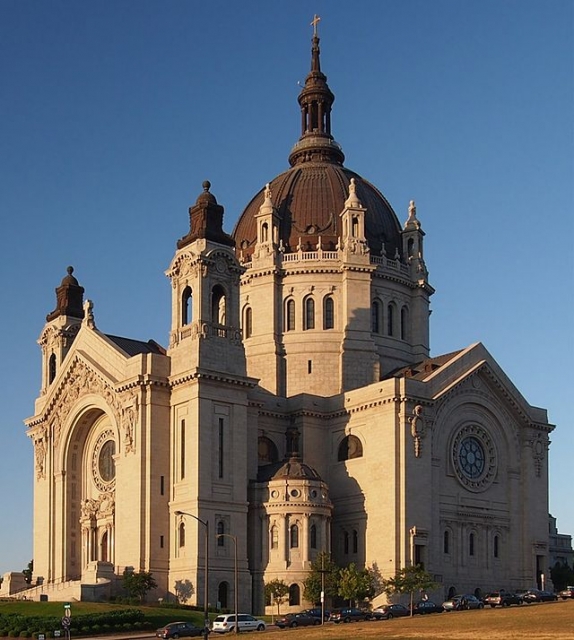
{"left": 92, "top": 430, "right": 117, "bottom": 491}
{"left": 452, "top": 425, "right": 496, "bottom": 491}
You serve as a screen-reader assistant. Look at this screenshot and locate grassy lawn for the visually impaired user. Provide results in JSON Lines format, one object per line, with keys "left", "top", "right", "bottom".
{"left": 0, "top": 600, "right": 572, "bottom": 639}
{"left": 0, "top": 601, "right": 205, "bottom": 632}
{"left": 263, "top": 601, "right": 574, "bottom": 640}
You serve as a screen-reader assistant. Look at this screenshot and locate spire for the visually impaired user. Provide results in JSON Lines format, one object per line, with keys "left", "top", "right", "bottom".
{"left": 46, "top": 266, "right": 85, "bottom": 322}
{"left": 288, "top": 16, "right": 345, "bottom": 167}
{"left": 177, "top": 181, "right": 234, "bottom": 249}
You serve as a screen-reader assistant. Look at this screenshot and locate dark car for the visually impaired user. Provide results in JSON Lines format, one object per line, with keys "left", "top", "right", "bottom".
{"left": 442, "top": 594, "right": 484, "bottom": 611}
{"left": 411, "top": 600, "right": 444, "bottom": 614}
{"left": 559, "top": 586, "right": 574, "bottom": 599}
{"left": 372, "top": 603, "right": 410, "bottom": 620}
{"left": 330, "top": 607, "right": 371, "bottom": 623}
{"left": 301, "top": 607, "right": 330, "bottom": 621}
{"left": 484, "top": 591, "right": 523, "bottom": 607}
{"left": 275, "top": 612, "right": 321, "bottom": 629}
{"left": 156, "top": 622, "right": 204, "bottom": 639}
{"left": 523, "top": 589, "right": 558, "bottom": 603}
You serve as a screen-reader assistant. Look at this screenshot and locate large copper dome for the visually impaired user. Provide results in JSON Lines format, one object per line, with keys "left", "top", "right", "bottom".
{"left": 232, "top": 31, "right": 402, "bottom": 259}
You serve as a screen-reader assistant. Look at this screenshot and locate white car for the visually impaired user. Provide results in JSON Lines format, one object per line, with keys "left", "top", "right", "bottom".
{"left": 211, "top": 614, "right": 266, "bottom": 634}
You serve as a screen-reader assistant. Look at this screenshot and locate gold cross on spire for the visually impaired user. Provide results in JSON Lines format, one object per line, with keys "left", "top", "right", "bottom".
{"left": 311, "top": 14, "right": 321, "bottom": 36}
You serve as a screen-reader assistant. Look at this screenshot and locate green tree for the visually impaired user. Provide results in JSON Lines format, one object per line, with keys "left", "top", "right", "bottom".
{"left": 264, "top": 579, "right": 289, "bottom": 616}
{"left": 303, "top": 552, "right": 340, "bottom": 605}
{"left": 122, "top": 568, "right": 157, "bottom": 602}
{"left": 382, "top": 565, "right": 437, "bottom": 615}
{"left": 22, "top": 560, "right": 33, "bottom": 585}
{"left": 550, "top": 561, "right": 574, "bottom": 591}
{"left": 337, "top": 563, "right": 375, "bottom": 607}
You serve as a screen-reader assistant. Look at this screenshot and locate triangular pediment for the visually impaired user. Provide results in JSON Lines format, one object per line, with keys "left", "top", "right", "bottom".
{"left": 421, "top": 343, "right": 551, "bottom": 430}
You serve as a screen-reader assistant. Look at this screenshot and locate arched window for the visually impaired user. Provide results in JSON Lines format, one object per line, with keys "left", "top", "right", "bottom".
{"left": 351, "top": 216, "right": 359, "bottom": 237}
{"left": 494, "top": 535, "right": 499, "bottom": 558}
{"left": 270, "top": 525, "right": 279, "bottom": 550}
{"left": 258, "top": 436, "right": 279, "bottom": 464}
{"left": 304, "top": 297, "right": 315, "bottom": 330}
{"left": 310, "top": 524, "right": 317, "bottom": 549}
{"left": 352, "top": 529, "right": 358, "bottom": 554}
{"left": 218, "top": 582, "right": 229, "bottom": 609}
{"left": 100, "top": 531, "right": 108, "bottom": 562}
{"left": 400, "top": 306, "right": 409, "bottom": 340}
{"left": 371, "top": 300, "right": 382, "bottom": 334}
{"left": 290, "top": 524, "right": 299, "bottom": 548}
{"left": 407, "top": 237, "right": 415, "bottom": 258}
{"left": 179, "top": 522, "right": 185, "bottom": 548}
{"left": 469, "top": 532, "right": 475, "bottom": 556}
{"left": 261, "top": 222, "right": 269, "bottom": 242}
{"left": 387, "top": 303, "right": 396, "bottom": 336}
{"left": 343, "top": 531, "right": 349, "bottom": 554}
{"left": 289, "top": 583, "right": 300, "bottom": 606}
{"left": 48, "top": 353, "right": 57, "bottom": 384}
{"left": 182, "top": 286, "right": 193, "bottom": 325}
{"left": 211, "top": 285, "right": 226, "bottom": 326}
{"left": 217, "top": 521, "right": 225, "bottom": 546}
{"left": 285, "top": 299, "right": 295, "bottom": 331}
{"left": 243, "top": 305, "right": 253, "bottom": 339}
{"left": 337, "top": 435, "right": 363, "bottom": 461}
{"left": 444, "top": 530, "right": 450, "bottom": 554}
{"left": 323, "top": 296, "right": 334, "bottom": 330}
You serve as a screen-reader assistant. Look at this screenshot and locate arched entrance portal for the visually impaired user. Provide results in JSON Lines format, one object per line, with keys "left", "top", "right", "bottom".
{"left": 63, "top": 408, "right": 118, "bottom": 582}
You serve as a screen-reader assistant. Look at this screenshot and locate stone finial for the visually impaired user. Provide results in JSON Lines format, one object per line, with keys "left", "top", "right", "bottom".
{"left": 404, "top": 199, "right": 421, "bottom": 229}
{"left": 83, "top": 299, "right": 96, "bottom": 329}
{"left": 344, "top": 178, "right": 362, "bottom": 208}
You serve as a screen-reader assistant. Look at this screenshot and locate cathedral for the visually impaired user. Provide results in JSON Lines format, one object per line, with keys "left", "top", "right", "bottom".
{"left": 20, "top": 26, "right": 554, "bottom": 611}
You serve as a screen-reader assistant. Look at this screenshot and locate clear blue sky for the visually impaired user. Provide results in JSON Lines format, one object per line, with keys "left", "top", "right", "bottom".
{"left": 1, "top": 1, "right": 572, "bottom": 577}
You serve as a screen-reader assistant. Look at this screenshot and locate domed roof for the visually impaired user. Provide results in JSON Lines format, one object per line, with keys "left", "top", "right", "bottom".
{"left": 256, "top": 455, "right": 323, "bottom": 483}
{"left": 232, "top": 29, "right": 402, "bottom": 259}
{"left": 234, "top": 163, "right": 402, "bottom": 258}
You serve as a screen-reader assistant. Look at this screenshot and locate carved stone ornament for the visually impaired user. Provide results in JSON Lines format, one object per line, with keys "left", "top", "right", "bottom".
{"left": 409, "top": 404, "right": 427, "bottom": 458}
{"left": 80, "top": 492, "right": 115, "bottom": 522}
{"left": 45, "top": 358, "right": 122, "bottom": 435}
{"left": 121, "top": 393, "right": 139, "bottom": 455}
{"left": 528, "top": 432, "right": 548, "bottom": 478}
{"left": 33, "top": 425, "right": 48, "bottom": 480}
{"left": 451, "top": 424, "right": 497, "bottom": 492}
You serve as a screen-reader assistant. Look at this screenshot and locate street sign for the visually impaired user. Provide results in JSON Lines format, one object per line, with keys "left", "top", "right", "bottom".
{"left": 61, "top": 616, "right": 71, "bottom": 629}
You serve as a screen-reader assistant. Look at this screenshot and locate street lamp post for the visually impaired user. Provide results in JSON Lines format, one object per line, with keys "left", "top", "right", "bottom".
{"left": 175, "top": 510, "right": 210, "bottom": 639}
{"left": 216, "top": 533, "right": 238, "bottom": 635}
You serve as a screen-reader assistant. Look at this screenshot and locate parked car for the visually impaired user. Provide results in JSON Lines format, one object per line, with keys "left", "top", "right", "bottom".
{"left": 411, "top": 600, "right": 444, "bottom": 614}
{"left": 522, "top": 589, "right": 558, "bottom": 603}
{"left": 330, "top": 607, "right": 372, "bottom": 623}
{"left": 301, "top": 607, "right": 330, "bottom": 621}
{"left": 156, "top": 622, "right": 204, "bottom": 639}
{"left": 559, "top": 586, "right": 574, "bottom": 599}
{"left": 212, "top": 614, "right": 266, "bottom": 633}
{"left": 372, "top": 603, "right": 410, "bottom": 620}
{"left": 484, "top": 592, "right": 523, "bottom": 607}
{"left": 442, "top": 594, "right": 484, "bottom": 611}
{"left": 275, "top": 612, "right": 321, "bottom": 628}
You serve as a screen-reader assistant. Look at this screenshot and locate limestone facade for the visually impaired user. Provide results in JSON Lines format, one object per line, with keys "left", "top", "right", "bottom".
{"left": 21, "top": 28, "right": 554, "bottom": 611}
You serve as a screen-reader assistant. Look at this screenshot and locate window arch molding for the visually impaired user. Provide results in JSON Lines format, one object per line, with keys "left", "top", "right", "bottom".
{"left": 337, "top": 435, "right": 363, "bottom": 461}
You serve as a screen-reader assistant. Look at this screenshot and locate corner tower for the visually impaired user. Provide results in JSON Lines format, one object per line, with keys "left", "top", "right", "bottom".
{"left": 166, "top": 182, "right": 255, "bottom": 612}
